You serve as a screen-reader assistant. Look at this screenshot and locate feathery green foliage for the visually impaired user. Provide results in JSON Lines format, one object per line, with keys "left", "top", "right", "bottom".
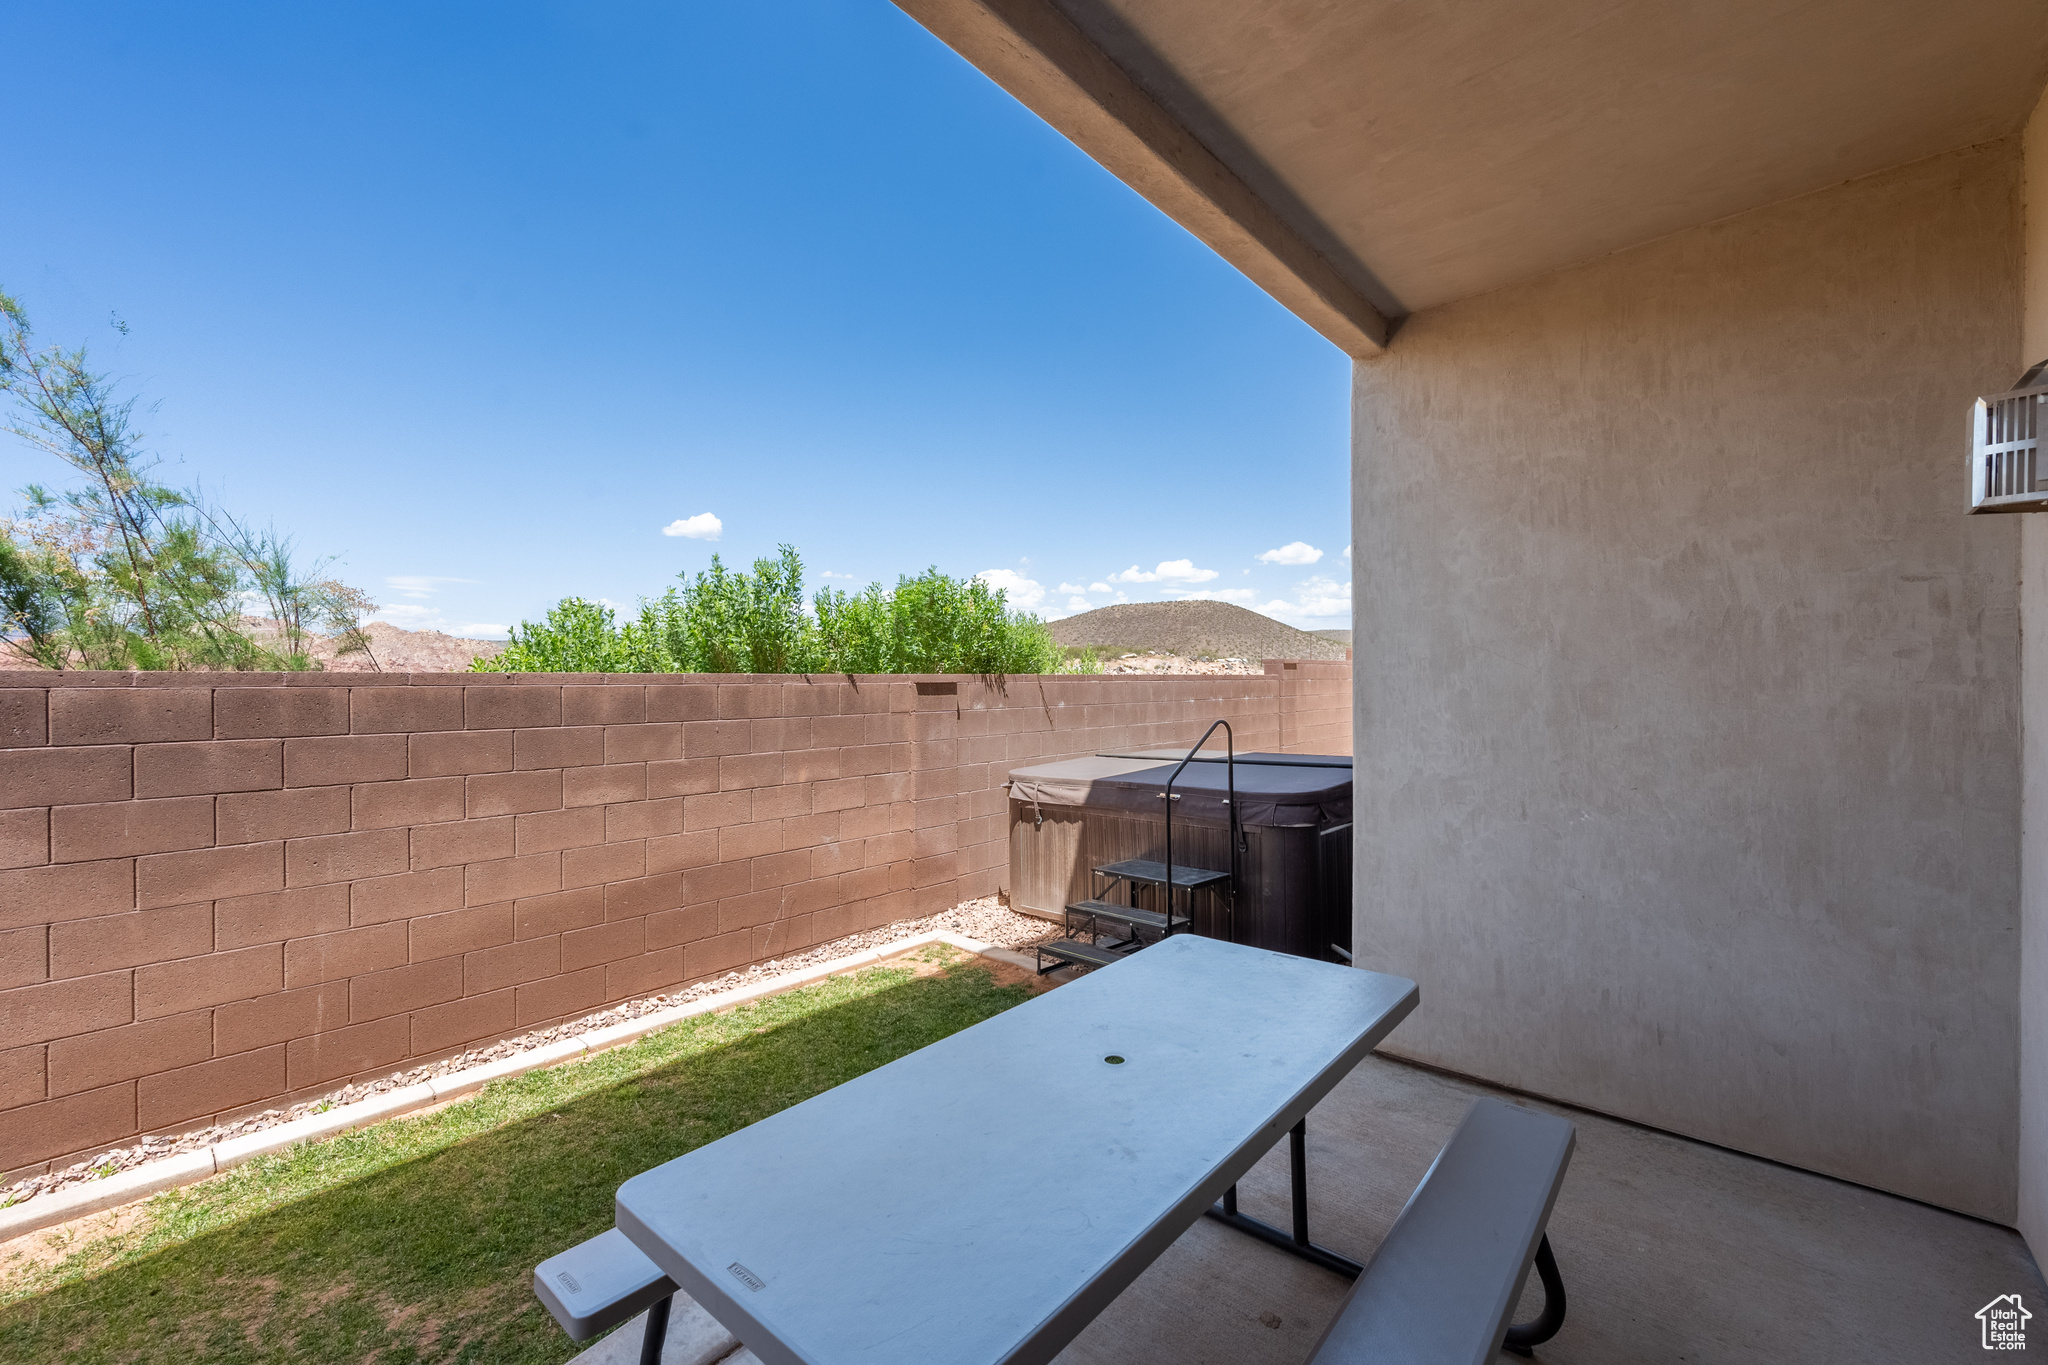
{"left": 0, "top": 288, "right": 375, "bottom": 671}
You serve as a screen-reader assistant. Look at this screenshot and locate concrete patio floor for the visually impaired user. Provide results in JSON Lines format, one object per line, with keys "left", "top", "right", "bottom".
{"left": 1060, "top": 1055, "right": 2045, "bottom": 1364}
{"left": 583, "top": 1053, "right": 2045, "bottom": 1364}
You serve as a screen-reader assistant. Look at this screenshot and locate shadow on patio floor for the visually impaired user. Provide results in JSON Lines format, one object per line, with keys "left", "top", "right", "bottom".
{"left": 1055, "top": 1055, "right": 2045, "bottom": 1364}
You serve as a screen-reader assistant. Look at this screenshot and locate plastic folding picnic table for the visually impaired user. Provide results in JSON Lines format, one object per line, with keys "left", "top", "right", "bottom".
{"left": 615, "top": 935, "right": 1418, "bottom": 1365}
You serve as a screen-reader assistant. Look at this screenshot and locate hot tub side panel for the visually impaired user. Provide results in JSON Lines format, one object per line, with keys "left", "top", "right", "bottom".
{"left": 1008, "top": 801, "right": 1326, "bottom": 955}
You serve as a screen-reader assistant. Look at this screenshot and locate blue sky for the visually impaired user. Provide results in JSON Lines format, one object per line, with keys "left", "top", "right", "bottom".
{"left": 0, "top": 1, "right": 1351, "bottom": 639}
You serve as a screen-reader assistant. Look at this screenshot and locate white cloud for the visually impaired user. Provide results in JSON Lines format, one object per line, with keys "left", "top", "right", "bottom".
{"left": 1088, "top": 582, "right": 1111, "bottom": 594}
{"left": 1257, "top": 541, "right": 1323, "bottom": 566}
{"left": 976, "top": 568, "right": 1045, "bottom": 609}
{"left": 1067, "top": 595, "right": 1092, "bottom": 612}
{"left": 367, "top": 603, "right": 508, "bottom": 640}
{"left": 1251, "top": 575, "right": 1353, "bottom": 626}
{"left": 1109, "top": 559, "right": 1218, "bottom": 585}
{"left": 368, "top": 583, "right": 514, "bottom": 640}
{"left": 1293, "top": 575, "right": 1352, "bottom": 616}
{"left": 819, "top": 570, "right": 857, "bottom": 580}
{"left": 1056, "top": 582, "right": 1089, "bottom": 595}
{"left": 385, "top": 575, "right": 476, "bottom": 600}
{"left": 661, "top": 512, "right": 723, "bottom": 540}
{"left": 1343, "top": 544, "right": 1352, "bottom": 561}
{"left": 1167, "top": 587, "right": 1258, "bottom": 604}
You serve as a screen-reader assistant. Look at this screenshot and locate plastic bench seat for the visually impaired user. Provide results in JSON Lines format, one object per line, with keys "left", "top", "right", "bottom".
{"left": 536, "top": 1227, "right": 678, "bottom": 1360}
{"left": 1307, "top": 1098, "right": 1576, "bottom": 1364}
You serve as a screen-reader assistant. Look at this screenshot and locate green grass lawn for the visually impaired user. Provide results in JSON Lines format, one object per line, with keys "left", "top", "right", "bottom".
{"left": 0, "top": 948, "right": 1034, "bottom": 1365}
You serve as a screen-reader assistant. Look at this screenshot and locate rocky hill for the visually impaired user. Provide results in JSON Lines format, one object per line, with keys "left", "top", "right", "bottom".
{"left": 1048, "top": 600, "right": 1348, "bottom": 661}
{"left": 320, "top": 622, "right": 507, "bottom": 672}
{"left": 0, "top": 621, "right": 508, "bottom": 673}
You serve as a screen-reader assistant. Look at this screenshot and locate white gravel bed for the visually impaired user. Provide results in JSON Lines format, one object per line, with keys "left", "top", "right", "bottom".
{"left": 1, "top": 897, "right": 1057, "bottom": 1210}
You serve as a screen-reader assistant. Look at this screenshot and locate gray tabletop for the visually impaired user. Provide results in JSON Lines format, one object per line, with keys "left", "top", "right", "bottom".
{"left": 615, "top": 935, "right": 1418, "bottom": 1365}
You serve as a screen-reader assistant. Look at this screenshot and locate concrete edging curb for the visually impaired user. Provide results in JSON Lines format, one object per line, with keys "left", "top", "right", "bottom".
{"left": 0, "top": 929, "right": 1011, "bottom": 1245}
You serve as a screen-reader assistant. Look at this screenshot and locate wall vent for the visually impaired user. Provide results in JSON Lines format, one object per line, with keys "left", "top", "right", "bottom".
{"left": 1970, "top": 360, "right": 2048, "bottom": 513}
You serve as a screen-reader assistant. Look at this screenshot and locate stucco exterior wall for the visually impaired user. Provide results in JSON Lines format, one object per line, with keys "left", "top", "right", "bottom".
{"left": 2018, "top": 92, "right": 2048, "bottom": 1255}
{"left": 1351, "top": 141, "right": 2023, "bottom": 1219}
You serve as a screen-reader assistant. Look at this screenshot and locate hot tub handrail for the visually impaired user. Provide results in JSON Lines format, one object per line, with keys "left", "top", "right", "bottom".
{"left": 1161, "top": 720, "right": 1240, "bottom": 939}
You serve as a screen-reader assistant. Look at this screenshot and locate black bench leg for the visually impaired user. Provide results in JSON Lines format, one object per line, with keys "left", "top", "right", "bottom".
{"left": 638, "top": 1292, "right": 672, "bottom": 1365}
{"left": 1501, "top": 1235, "right": 1567, "bottom": 1357}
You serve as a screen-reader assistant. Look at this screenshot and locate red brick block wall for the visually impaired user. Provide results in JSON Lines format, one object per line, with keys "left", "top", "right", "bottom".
{"left": 0, "top": 665, "right": 1349, "bottom": 1178}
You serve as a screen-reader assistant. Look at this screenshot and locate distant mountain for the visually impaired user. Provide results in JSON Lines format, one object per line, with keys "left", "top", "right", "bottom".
{"left": 1048, "top": 601, "right": 1348, "bottom": 661}
{"left": 344, "top": 622, "right": 508, "bottom": 672}
{"left": 1, "top": 620, "right": 508, "bottom": 673}
{"left": 1311, "top": 629, "right": 1353, "bottom": 646}
{"left": 243, "top": 619, "right": 507, "bottom": 672}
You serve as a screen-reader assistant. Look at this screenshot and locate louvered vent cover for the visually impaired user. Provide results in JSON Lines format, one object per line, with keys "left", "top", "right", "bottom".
{"left": 1971, "top": 360, "right": 2048, "bottom": 513}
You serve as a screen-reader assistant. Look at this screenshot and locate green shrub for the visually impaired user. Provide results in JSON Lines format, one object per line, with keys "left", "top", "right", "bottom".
{"left": 483, "top": 545, "right": 1063, "bottom": 675}
{"left": 814, "top": 567, "right": 1058, "bottom": 674}
{"left": 489, "top": 598, "right": 645, "bottom": 673}
{"left": 645, "top": 543, "right": 815, "bottom": 672}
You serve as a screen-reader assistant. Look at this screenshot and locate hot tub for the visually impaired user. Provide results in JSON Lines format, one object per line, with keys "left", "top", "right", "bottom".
{"left": 1005, "top": 751, "right": 1352, "bottom": 961}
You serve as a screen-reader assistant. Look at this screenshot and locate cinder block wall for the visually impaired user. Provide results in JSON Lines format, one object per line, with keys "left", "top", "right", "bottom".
{"left": 1270, "top": 660, "right": 1350, "bottom": 753}
{"left": 0, "top": 666, "right": 1348, "bottom": 1179}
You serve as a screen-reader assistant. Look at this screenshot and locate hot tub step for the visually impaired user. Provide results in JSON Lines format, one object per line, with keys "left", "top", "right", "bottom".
{"left": 1093, "top": 858, "right": 1231, "bottom": 891}
{"left": 1065, "top": 899, "right": 1189, "bottom": 938}
{"left": 1035, "top": 938, "right": 1127, "bottom": 974}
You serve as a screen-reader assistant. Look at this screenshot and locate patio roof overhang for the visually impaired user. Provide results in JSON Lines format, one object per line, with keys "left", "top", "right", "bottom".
{"left": 893, "top": 0, "right": 2048, "bottom": 354}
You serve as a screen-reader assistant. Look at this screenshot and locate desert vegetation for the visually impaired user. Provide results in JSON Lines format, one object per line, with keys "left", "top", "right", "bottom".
{"left": 0, "top": 290, "right": 377, "bottom": 671}
{"left": 488, "top": 545, "right": 1070, "bottom": 675}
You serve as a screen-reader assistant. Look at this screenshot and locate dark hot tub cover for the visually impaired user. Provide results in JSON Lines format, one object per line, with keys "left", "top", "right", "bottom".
{"left": 1007, "top": 753, "right": 1350, "bottom": 829}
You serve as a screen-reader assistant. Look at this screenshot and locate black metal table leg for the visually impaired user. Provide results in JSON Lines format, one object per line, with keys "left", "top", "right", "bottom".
{"left": 1289, "top": 1119, "right": 1309, "bottom": 1245}
{"left": 1204, "top": 1119, "right": 1363, "bottom": 1278}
